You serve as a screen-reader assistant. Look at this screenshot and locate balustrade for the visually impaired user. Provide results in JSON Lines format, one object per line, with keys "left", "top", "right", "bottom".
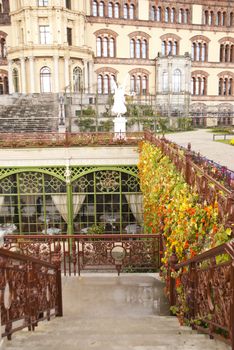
{"left": 0, "top": 247, "right": 62, "bottom": 340}
{"left": 168, "top": 239, "right": 234, "bottom": 348}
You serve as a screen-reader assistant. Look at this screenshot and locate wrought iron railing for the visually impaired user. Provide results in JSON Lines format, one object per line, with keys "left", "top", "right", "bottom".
{"left": 4, "top": 234, "right": 163, "bottom": 276}
{"left": 0, "top": 131, "right": 144, "bottom": 148}
{"left": 144, "top": 131, "right": 234, "bottom": 235}
{"left": 0, "top": 247, "right": 63, "bottom": 340}
{"left": 168, "top": 239, "right": 234, "bottom": 349}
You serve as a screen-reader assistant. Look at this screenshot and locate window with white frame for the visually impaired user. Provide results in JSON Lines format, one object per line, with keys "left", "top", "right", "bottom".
{"left": 114, "top": 3, "right": 120, "bottom": 18}
{"left": 39, "top": 25, "right": 50, "bottom": 44}
{"left": 38, "top": 0, "right": 48, "bottom": 6}
{"left": 173, "top": 69, "right": 181, "bottom": 92}
{"left": 40, "top": 66, "right": 51, "bottom": 92}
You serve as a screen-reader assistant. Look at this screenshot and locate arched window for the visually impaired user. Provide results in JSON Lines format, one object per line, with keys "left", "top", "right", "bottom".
{"left": 130, "top": 39, "right": 135, "bottom": 58}
{"left": 208, "top": 11, "right": 212, "bottom": 25}
{"left": 184, "top": 9, "right": 189, "bottom": 23}
{"left": 130, "top": 35, "right": 148, "bottom": 59}
{"left": 110, "top": 74, "right": 115, "bottom": 93}
{"left": 0, "top": 77, "right": 3, "bottom": 95}
{"left": 229, "top": 78, "right": 233, "bottom": 95}
{"left": 129, "top": 4, "right": 134, "bottom": 19}
{"left": 92, "top": 0, "right": 98, "bottom": 16}
{"left": 0, "top": 38, "right": 6, "bottom": 58}
{"left": 192, "top": 43, "right": 195, "bottom": 60}
{"left": 142, "top": 76, "right": 147, "bottom": 95}
{"left": 173, "top": 69, "right": 181, "bottom": 92}
{"left": 151, "top": 6, "right": 156, "bottom": 20}
{"left": 99, "top": 1, "right": 104, "bottom": 17}
{"left": 142, "top": 40, "right": 147, "bottom": 59}
{"left": 179, "top": 9, "right": 183, "bottom": 23}
{"left": 173, "top": 41, "right": 177, "bottom": 55}
{"left": 96, "top": 34, "right": 116, "bottom": 58}
{"left": 201, "top": 44, "right": 206, "bottom": 61}
{"left": 162, "top": 41, "right": 166, "bottom": 55}
{"left": 40, "top": 66, "right": 51, "bottom": 93}
{"left": 218, "top": 75, "right": 233, "bottom": 96}
{"left": 130, "top": 75, "right": 135, "bottom": 93}
{"left": 136, "top": 39, "right": 141, "bottom": 58}
{"left": 73, "top": 67, "right": 82, "bottom": 92}
{"left": 109, "top": 38, "right": 114, "bottom": 57}
{"left": 168, "top": 41, "right": 172, "bottom": 55}
{"left": 103, "top": 75, "right": 109, "bottom": 94}
{"left": 171, "top": 8, "right": 175, "bottom": 23}
{"left": 136, "top": 76, "right": 141, "bottom": 94}
{"left": 157, "top": 7, "right": 161, "bottom": 21}
{"left": 13, "top": 68, "right": 19, "bottom": 93}
{"left": 165, "top": 8, "right": 169, "bottom": 23}
{"left": 108, "top": 2, "right": 113, "bottom": 17}
{"left": 222, "top": 12, "right": 226, "bottom": 26}
{"left": 103, "top": 37, "right": 108, "bottom": 57}
{"left": 162, "top": 71, "right": 168, "bottom": 91}
{"left": 204, "top": 10, "right": 209, "bottom": 25}
{"left": 230, "top": 12, "right": 233, "bottom": 26}
{"left": 114, "top": 3, "right": 119, "bottom": 18}
{"left": 4, "top": 76, "right": 8, "bottom": 94}
{"left": 97, "top": 37, "right": 102, "bottom": 57}
{"left": 98, "top": 75, "right": 103, "bottom": 94}
{"left": 123, "top": 4, "right": 128, "bottom": 19}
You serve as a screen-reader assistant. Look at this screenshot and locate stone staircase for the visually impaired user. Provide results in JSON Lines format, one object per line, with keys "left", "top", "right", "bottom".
{"left": 0, "top": 94, "right": 59, "bottom": 133}
{"left": 2, "top": 274, "right": 231, "bottom": 350}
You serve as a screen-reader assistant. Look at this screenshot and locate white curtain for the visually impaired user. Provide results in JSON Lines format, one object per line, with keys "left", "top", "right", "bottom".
{"left": 0, "top": 196, "right": 5, "bottom": 215}
{"left": 51, "top": 194, "right": 68, "bottom": 222}
{"left": 72, "top": 194, "right": 86, "bottom": 219}
{"left": 51, "top": 194, "right": 86, "bottom": 222}
{"left": 125, "top": 194, "right": 143, "bottom": 223}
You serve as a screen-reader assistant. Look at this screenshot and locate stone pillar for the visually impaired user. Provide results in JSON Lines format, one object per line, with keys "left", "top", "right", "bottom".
{"left": 8, "top": 59, "right": 13, "bottom": 94}
{"left": 20, "top": 57, "right": 26, "bottom": 94}
{"left": 53, "top": 55, "right": 60, "bottom": 93}
{"left": 29, "top": 56, "right": 35, "bottom": 93}
{"left": 64, "top": 56, "right": 70, "bottom": 90}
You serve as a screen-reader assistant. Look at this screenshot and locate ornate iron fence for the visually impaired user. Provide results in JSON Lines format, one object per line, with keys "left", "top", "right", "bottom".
{"left": 0, "top": 247, "right": 62, "bottom": 340}
{"left": 4, "top": 234, "right": 163, "bottom": 276}
{"left": 168, "top": 239, "right": 234, "bottom": 349}
{"left": 0, "top": 131, "right": 144, "bottom": 148}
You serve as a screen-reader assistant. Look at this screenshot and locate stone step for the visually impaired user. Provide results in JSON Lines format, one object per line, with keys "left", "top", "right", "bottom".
{"left": 1, "top": 275, "right": 231, "bottom": 350}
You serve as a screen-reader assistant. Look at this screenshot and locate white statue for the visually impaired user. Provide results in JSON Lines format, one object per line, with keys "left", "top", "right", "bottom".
{"left": 111, "top": 77, "right": 128, "bottom": 117}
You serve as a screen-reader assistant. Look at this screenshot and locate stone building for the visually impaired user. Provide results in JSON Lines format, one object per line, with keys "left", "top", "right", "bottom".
{"left": 1, "top": 0, "right": 234, "bottom": 126}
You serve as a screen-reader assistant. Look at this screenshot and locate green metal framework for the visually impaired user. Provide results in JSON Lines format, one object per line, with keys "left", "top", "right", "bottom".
{"left": 0, "top": 166, "right": 143, "bottom": 235}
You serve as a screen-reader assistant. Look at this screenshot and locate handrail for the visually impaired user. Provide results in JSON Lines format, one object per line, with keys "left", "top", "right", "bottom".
{"left": 4, "top": 233, "right": 163, "bottom": 276}
{"left": 168, "top": 239, "right": 234, "bottom": 348}
{"left": 0, "top": 131, "right": 144, "bottom": 148}
{"left": 175, "top": 239, "right": 234, "bottom": 268}
{"left": 0, "top": 247, "right": 63, "bottom": 340}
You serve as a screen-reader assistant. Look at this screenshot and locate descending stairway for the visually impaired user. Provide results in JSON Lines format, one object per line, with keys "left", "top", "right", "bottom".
{"left": 0, "top": 94, "right": 59, "bottom": 133}
{"left": 2, "top": 274, "right": 231, "bottom": 350}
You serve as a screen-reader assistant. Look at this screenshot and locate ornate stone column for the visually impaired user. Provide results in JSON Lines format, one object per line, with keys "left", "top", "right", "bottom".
{"left": 20, "top": 57, "right": 26, "bottom": 94}
{"left": 29, "top": 56, "right": 35, "bottom": 93}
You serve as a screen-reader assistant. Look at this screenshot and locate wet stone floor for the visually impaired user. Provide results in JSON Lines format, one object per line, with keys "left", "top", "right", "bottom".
{"left": 62, "top": 273, "right": 170, "bottom": 318}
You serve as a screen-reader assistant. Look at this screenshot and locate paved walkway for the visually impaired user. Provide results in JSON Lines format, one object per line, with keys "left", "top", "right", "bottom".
{"left": 165, "top": 129, "right": 234, "bottom": 171}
